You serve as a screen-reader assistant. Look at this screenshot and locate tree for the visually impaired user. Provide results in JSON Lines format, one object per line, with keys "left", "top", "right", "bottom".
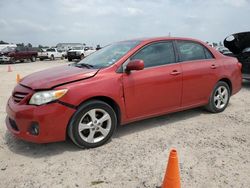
{"left": 0, "top": 40, "right": 8, "bottom": 44}
{"left": 16, "top": 43, "right": 24, "bottom": 47}
{"left": 27, "top": 43, "right": 32, "bottom": 48}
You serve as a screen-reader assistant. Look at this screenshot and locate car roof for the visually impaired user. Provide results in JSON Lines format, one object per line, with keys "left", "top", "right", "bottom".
{"left": 121, "top": 36, "right": 205, "bottom": 44}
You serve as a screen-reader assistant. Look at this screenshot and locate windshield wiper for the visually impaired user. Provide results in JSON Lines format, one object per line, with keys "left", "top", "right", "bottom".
{"left": 75, "top": 63, "right": 94, "bottom": 69}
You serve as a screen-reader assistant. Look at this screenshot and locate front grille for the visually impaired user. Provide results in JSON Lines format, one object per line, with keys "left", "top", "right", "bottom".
{"left": 12, "top": 92, "right": 29, "bottom": 103}
{"left": 9, "top": 118, "right": 19, "bottom": 131}
{"left": 68, "top": 52, "right": 76, "bottom": 56}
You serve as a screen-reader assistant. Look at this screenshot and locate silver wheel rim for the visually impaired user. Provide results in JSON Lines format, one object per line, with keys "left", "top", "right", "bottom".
{"left": 78, "top": 108, "right": 111, "bottom": 143}
{"left": 214, "top": 86, "right": 229, "bottom": 109}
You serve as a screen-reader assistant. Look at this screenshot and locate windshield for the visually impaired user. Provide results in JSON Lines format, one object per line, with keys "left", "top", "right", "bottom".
{"left": 1, "top": 46, "right": 16, "bottom": 52}
{"left": 46, "top": 48, "right": 56, "bottom": 52}
{"left": 72, "top": 46, "right": 83, "bottom": 50}
{"left": 77, "top": 41, "right": 141, "bottom": 68}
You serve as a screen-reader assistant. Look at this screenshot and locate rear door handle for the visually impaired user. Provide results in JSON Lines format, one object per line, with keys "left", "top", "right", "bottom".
{"left": 170, "top": 70, "right": 181, "bottom": 75}
{"left": 210, "top": 64, "right": 217, "bottom": 69}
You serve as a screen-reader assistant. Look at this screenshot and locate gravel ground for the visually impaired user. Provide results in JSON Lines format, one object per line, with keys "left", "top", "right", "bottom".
{"left": 0, "top": 60, "right": 249, "bottom": 188}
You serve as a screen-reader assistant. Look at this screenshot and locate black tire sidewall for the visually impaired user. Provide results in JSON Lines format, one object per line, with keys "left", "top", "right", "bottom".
{"left": 68, "top": 100, "right": 117, "bottom": 148}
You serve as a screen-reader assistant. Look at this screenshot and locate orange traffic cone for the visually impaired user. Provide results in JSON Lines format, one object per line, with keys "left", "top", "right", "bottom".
{"left": 162, "top": 149, "right": 181, "bottom": 188}
{"left": 7, "top": 65, "right": 12, "bottom": 72}
{"left": 16, "top": 74, "right": 21, "bottom": 83}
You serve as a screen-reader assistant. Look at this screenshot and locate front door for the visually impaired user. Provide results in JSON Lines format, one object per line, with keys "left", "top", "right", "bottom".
{"left": 122, "top": 41, "right": 182, "bottom": 120}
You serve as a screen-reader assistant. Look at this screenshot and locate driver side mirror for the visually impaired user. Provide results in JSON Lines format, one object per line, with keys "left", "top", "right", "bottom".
{"left": 125, "top": 59, "right": 144, "bottom": 73}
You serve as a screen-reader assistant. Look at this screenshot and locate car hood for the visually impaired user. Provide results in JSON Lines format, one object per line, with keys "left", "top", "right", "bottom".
{"left": 20, "top": 65, "right": 98, "bottom": 90}
{"left": 224, "top": 31, "right": 250, "bottom": 54}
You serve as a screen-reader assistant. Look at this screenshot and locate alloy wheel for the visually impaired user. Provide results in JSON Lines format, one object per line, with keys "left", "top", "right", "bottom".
{"left": 213, "top": 86, "right": 229, "bottom": 109}
{"left": 78, "top": 108, "right": 111, "bottom": 143}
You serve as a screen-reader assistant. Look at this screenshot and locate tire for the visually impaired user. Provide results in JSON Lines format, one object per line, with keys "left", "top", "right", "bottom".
{"left": 205, "top": 81, "right": 230, "bottom": 113}
{"left": 68, "top": 100, "right": 117, "bottom": 148}
{"left": 50, "top": 55, "right": 55, "bottom": 61}
{"left": 30, "top": 56, "right": 36, "bottom": 62}
{"left": 80, "top": 54, "right": 84, "bottom": 60}
{"left": 68, "top": 58, "right": 72, "bottom": 62}
{"left": 9, "top": 57, "right": 16, "bottom": 64}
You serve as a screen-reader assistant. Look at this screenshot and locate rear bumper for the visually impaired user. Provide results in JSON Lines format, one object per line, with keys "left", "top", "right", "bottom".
{"left": 5, "top": 97, "right": 75, "bottom": 143}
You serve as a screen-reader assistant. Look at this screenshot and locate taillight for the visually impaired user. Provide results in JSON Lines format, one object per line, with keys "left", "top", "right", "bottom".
{"left": 237, "top": 62, "right": 242, "bottom": 70}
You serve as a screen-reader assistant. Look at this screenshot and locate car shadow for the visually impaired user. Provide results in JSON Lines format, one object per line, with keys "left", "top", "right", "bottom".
{"left": 4, "top": 131, "right": 80, "bottom": 158}
{"left": 4, "top": 107, "right": 206, "bottom": 158}
{"left": 114, "top": 107, "right": 206, "bottom": 138}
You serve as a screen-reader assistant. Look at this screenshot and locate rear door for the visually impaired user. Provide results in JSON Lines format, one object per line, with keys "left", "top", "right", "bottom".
{"left": 122, "top": 41, "right": 182, "bottom": 119}
{"left": 175, "top": 40, "right": 220, "bottom": 107}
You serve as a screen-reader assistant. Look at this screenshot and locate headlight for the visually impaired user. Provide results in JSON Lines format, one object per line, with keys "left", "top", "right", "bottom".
{"left": 76, "top": 51, "right": 81, "bottom": 55}
{"left": 29, "top": 89, "right": 68, "bottom": 105}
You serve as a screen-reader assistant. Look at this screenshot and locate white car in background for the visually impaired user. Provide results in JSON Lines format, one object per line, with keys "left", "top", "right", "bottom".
{"left": 38, "top": 48, "right": 63, "bottom": 61}
{"left": 67, "top": 46, "right": 96, "bottom": 61}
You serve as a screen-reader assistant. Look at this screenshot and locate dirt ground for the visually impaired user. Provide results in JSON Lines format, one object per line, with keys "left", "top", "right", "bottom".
{"left": 0, "top": 60, "right": 249, "bottom": 188}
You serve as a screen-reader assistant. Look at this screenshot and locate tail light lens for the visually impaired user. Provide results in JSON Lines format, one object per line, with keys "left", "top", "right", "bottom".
{"left": 237, "top": 62, "right": 242, "bottom": 70}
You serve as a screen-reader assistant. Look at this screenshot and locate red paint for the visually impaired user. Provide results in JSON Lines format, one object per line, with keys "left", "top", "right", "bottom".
{"left": 5, "top": 37, "right": 242, "bottom": 143}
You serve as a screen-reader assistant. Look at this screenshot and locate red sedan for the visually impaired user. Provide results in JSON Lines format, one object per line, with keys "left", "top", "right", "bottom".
{"left": 6, "top": 37, "right": 242, "bottom": 148}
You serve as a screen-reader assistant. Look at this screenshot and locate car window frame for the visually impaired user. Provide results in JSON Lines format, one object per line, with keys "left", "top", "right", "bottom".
{"left": 118, "top": 40, "right": 178, "bottom": 73}
{"left": 175, "top": 40, "right": 215, "bottom": 63}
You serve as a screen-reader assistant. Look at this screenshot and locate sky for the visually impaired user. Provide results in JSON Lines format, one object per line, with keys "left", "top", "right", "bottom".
{"left": 0, "top": 0, "right": 249, "bottom": 47}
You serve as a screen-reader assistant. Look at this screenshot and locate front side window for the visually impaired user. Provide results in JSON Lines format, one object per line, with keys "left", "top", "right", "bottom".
{"left": 177, "top": 41, "right": 211, "bottom": 61}
{"left": 130, "top": 42, "right": 176, "bottom": 68}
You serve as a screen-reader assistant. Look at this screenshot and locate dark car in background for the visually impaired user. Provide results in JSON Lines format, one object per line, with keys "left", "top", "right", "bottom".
{"left": 224, "top": 31, "right": 250, "bottom": 80}
{"left": 0, "top": 46, "right": 37, "bottom": 63}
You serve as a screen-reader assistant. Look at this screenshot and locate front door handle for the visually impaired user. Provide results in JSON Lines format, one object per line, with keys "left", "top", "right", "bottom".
{"left": 170, "top": 70, "right": 181, "bottom": 75}
{"left": 210, "top": 64, "right": 217, "bottom": 69}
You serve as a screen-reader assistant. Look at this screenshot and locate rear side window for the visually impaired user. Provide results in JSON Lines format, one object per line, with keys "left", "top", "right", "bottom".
{"left": 177, "top": 41, "right": 213, "bottom": 61}
{"left": 131, "top": 42, "right": 175, "bottom": 68}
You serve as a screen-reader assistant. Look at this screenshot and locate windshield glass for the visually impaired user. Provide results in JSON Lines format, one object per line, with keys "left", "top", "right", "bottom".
{"left": 77, "top": 40, "right": 141, "bottom": 68}
{"left": 46, "top": 48, "right": 56, "bottom": 52}
{"left": 1, "top": 46, "right": 16, "bottom": 52}
{"left": 72, "top": 46, "right": 83, "bottom": 50}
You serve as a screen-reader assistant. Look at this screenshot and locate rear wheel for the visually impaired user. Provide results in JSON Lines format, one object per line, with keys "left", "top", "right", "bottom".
{"left": 68, "top": 100, "right": 117, "bottom": 148}
{"left": 205, "top": 81, "right": 230, "bottom": 113}
{"left": 68, "top": 58, "right": 72, "bottom": 62}
{"left": 30, "top": 56, "right": 36, "bottom": 62}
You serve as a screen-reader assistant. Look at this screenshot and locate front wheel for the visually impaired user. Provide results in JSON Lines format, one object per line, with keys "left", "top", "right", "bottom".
{"left": 9, "top": 57, "right": 16, "bottom": 64}
{"left": 68, "top": 100, "right": 117, "bottom": 148}
{"left": 50, "top": 55, "right": 55, "bottom": 60}
{"left": 205, "top": 81, "right": 230, "bottom": 113}
{"left": 80, "top": 54, "right": 84, "bottom": 60}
